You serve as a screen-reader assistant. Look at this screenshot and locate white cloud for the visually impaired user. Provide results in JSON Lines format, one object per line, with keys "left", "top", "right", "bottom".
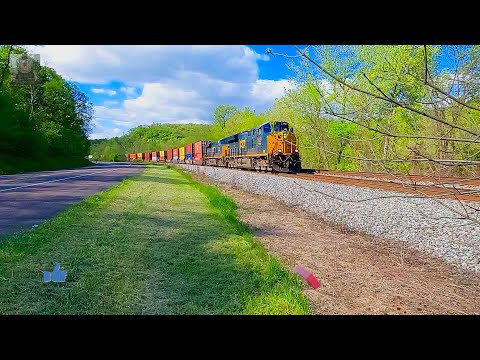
{"left": 26, "top": 45, "right": 262, "bottom": 85}
{"left": 103, "top": 100, "right": 119, "bottom": 106}
{"left": 318, "top": 79, "right": 333, "bottom": 96}
{"left": 120, "top": 86, "right": 137, "bottom": 96}
{"left": 91, "top": 88, "right": 117, "bottom": 96}
{"left": 88, "top": 119, "right": 125, "bottom": 140}
{"left": 89, "top": 125, "right": 119, "bottom": 140}
{"left": 92, "top": 78, "right": 294, "bottom": 134}
{"left": 24, "top": 45, "right": 295, "bottom": 139}
{"left": 250, "top": 79, "right": 296, "bottom": 103}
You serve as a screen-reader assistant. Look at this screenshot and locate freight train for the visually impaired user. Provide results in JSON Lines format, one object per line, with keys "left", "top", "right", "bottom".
{"left": 127, "top": 121, "right": 301, "bottom": 173}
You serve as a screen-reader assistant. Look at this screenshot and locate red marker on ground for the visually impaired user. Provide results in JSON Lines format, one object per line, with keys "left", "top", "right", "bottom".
{"left": 295, "top": 265, "right": 320, "bottom": 289}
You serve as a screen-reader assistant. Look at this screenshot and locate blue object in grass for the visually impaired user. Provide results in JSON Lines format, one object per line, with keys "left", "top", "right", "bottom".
{"left": 43, "top": 263, "right": 67, "bottom": 283}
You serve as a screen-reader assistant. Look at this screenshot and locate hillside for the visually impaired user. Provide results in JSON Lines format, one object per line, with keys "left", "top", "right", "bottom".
{"left": 89, "top": 123, "right": 216, "bottom": 161}
{"left": 89, "top": 107, "right": 267, "bottom": 162}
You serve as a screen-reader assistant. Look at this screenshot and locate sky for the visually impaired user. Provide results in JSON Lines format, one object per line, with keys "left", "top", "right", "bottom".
{"left": 23, "top": 45, "right": 461, "bottom": 140}
{"left": 25, "top": 45, "right": 299, "bottom": 139}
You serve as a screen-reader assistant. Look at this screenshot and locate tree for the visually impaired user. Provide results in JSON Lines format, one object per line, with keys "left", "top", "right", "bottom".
{"left": 268, "top": 44, "right": 480, "bottom": 224}
{"left": 213, "top": 105, "right": 237, "bottom": 129}
{"left": 0, "top": 46, "right": 92, "bottom": 173}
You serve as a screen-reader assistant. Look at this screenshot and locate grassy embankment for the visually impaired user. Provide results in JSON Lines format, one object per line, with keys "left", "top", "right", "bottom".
{"left": 0, "top": 165, "right": 309, "bottom": 314}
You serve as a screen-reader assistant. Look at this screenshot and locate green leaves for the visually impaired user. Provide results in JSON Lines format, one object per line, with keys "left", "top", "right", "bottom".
{"left": 213, "top": 104, "right": 238, "bottom": 129}
{"left": 277, "top": 45, "right": 480, "bottom": 175}
{"left": 0, "top": 46, "right": 92, "bottom": 171}
{"left": 328, "top": 121, "right": 355, "bottom": 140}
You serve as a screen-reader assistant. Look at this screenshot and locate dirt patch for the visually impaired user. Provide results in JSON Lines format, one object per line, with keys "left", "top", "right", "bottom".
{"left": 194, "top": 172, "right": 480, "bottom": 314}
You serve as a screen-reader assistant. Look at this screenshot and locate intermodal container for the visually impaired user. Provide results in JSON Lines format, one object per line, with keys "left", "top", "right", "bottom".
{"left": 151, "top": 151, "right": 159, "bottom": 162}
{"left": 179, "top": 147, "right": 185, "bottom": 163}
{"left": 193, "top": 140, "right": 210, "bottom": 165}
{"left": 172, "top": 148, "right": 179, "bottom": 163}
{"left": 159, "top": 150, "right": 165, "bottom": 162}
{"left": 185, "top": 143, "right": 193, "bottom": 164}
{"left": 129, "top": 153, "right": 136, "bottom": 160}
{"left": 166, "top": 149, "right": 173, "bottom": 162}
{"left": 145, "top": 152, "right": 151, "bottom": 161}
{"left": 137, "top": 152, "right": 144, "bottom": 161}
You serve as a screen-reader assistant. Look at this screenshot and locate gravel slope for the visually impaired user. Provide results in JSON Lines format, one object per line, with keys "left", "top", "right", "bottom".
{"left": 179, "top": 165, "right": 480, "bottom": 273}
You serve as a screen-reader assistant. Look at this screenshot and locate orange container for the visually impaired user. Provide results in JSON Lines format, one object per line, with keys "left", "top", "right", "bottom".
{"left": 166, "top": 149, "right": 173, "bottom": 162}
{"left": 172, "top": 148, "right": 179, "bottom": 163}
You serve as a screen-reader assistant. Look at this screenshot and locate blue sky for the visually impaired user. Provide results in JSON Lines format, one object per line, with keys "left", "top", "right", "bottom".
{"left": 24, "top": 45, "right": 461, "bottom": 139}
{"left": 26, "top": 45, "right": 299, "bottom": 139}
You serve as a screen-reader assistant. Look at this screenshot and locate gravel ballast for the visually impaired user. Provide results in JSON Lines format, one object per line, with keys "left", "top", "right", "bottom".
{"left": 179, "top": 164, "right": 480, "bottom": 273}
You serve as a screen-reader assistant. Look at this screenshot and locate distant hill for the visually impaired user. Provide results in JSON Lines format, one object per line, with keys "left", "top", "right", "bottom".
{"left": 89, "top": 123, "right": 217, "bottom": 162}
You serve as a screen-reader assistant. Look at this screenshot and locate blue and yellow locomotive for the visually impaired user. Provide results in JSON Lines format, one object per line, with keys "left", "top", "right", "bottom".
{"left": 204, "top": 121, "right": 301, "bottom": 173}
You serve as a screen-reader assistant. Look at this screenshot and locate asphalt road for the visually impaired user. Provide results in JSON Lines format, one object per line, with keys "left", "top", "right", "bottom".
{"left": 0, "top": 163, "right": 145, "bottom": 237}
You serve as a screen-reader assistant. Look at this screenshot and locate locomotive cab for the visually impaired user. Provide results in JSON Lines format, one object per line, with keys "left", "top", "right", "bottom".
{"left": 267, "top": 121, "right": 301, "bottom": 173}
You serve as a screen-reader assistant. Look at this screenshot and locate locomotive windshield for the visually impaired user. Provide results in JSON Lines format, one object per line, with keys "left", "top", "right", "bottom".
{"left": 273, "top": 121, "right": 289, "bottom": 132}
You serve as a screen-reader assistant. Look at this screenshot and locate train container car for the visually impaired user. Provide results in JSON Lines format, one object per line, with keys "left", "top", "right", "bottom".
{"left": 137, "top": 152, "right": 145, "bottom": 161}
{"left": 159, "top": 150, "right": 166, "bottom": 162}
{"left": 172, "top": 148, "right": 179, "bottom": 163}
{"left": 185, "top": 143, "right": 193, "bottom": 164}
{"left": 144, "top": 152, "right": 151, "bottom": 161}
{"left": 151, "top": 151, "right": 159, "bottom": 162}
{"left": 166, "top": 149, "right": 173, "bottom": 163}
{"left": 193, "top": 141, "right": 210, "bottom": 165}
{"left": 129, "top": 153, "right": 136, "bottom": 161}
{"left": 179, "top": 147, "right": 186, "bottom": 163}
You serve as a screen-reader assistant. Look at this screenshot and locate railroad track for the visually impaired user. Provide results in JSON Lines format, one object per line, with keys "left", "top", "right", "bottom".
{"left": 231, "top": 166, "right": 480, "bottom": 203}
{"left": 281, "top": 172, "right": 480, "bottom": 203}
{"left": 312, "top": 169, "right": 480, "bottom": 187}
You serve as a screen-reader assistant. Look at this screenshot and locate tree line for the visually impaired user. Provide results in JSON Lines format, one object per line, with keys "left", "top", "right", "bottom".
{"left": 0, "top": 45, "right": 93, "bottom": 174}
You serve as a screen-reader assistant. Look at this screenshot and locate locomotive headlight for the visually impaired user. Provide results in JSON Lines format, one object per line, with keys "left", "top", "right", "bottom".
{"left": 283, "top": 133, "right": 287, "bottom": 138}
{"left": 278, "top": 150, "right": 282, "bottom": 153}
{"left": 295, "top": 149, "right": 299, "bottom": 152}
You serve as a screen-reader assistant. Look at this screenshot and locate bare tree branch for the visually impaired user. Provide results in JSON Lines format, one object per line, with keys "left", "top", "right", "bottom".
{"left": 324, "top": 109, "right": 480, "bottom": 143}
{"left": 407, "top": 146, "right": 480, "bottom": 167}
{"left": 288, "top": 139, "right": 480, "bottom": 165}
{"left": 302, "top": 74, "right": 480, "bottom": 144}
{"left": 426, "top": 78, "right": 480, "bottom": 112}
{"left": 286, "top": 45, "right": 479, "bottom": 137}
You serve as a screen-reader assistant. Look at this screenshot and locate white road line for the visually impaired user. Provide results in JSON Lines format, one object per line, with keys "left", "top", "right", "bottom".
{"left": 0, "top": 164, "right": 132, "bottom": 181}
{"left": 0, "top": 168, "right": 121, "bottom": 193}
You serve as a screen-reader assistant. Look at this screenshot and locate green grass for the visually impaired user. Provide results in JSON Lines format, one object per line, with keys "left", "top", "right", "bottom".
{"left": 0, "top": 154, "right": 92, "bottom": 175}
{"left": 0, "top": 165, "right": 310, "bottom": 314}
